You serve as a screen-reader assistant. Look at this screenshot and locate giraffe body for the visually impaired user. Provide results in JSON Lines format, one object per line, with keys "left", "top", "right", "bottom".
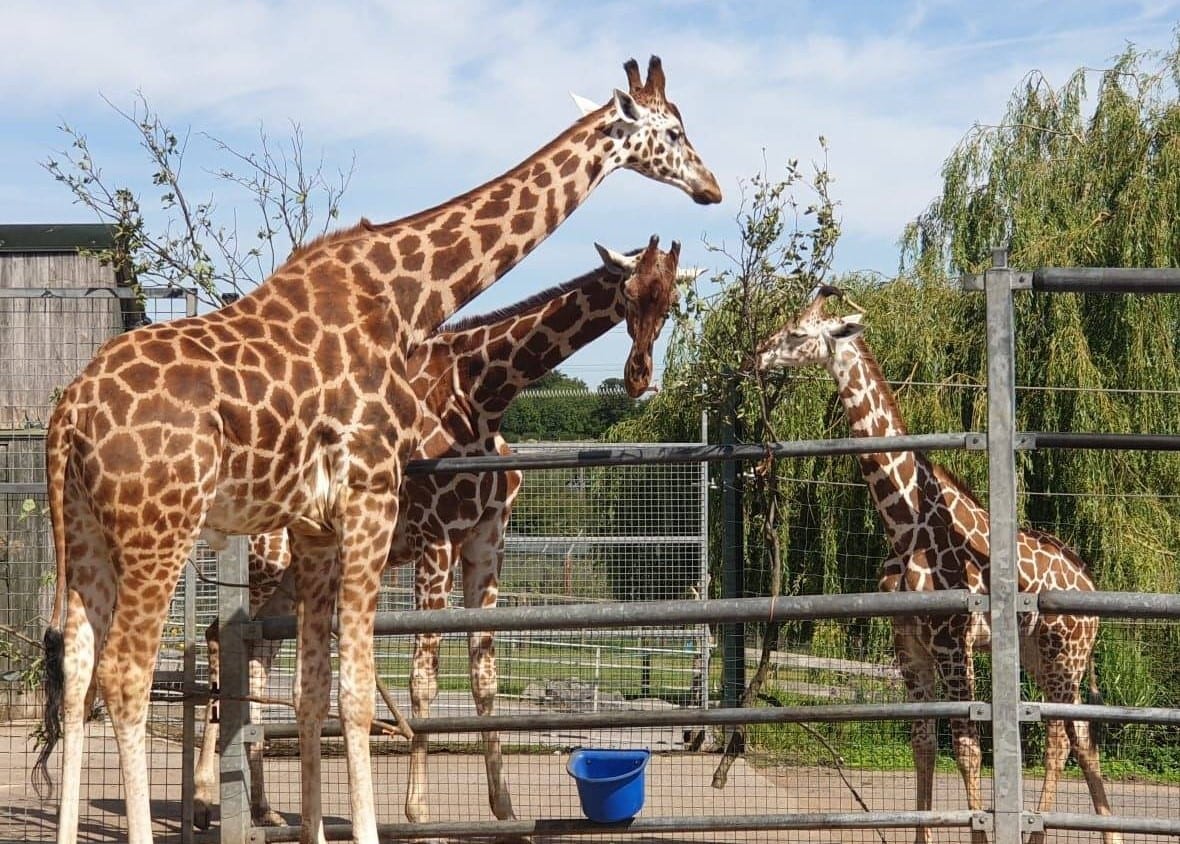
{"left": 755, "top": 288, "right": 1121, "bottom": 844}
{"left": 37, "top": 57, "right": 719, "bottom": 844}
{"left": 191, "top": 237, "right": 690, "bottom": 829}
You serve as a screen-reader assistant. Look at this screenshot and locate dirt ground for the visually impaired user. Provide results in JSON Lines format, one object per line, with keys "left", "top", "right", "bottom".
{"left": 3, "top": 720, "right": 1177, "bottom": 843}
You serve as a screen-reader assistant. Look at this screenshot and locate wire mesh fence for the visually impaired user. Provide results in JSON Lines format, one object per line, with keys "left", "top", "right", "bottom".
{"left": 2, "top": 275, "right": 1179, "bottom": 844}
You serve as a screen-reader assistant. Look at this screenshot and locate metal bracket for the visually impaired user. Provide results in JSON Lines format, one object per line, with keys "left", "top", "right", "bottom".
{"left": 971, "top": 812, "right": 994, "bottom": 832}
{"left": 969, "top": 703, "right": 992, "bottom": 722}
{"left": 237, "top": 621, "right": 262, "bottom": 641}
{"left": 965, "top": 433, "right": 987, "bottom": 451}
{"left": 248, "top": 828, "right": 268, "bottom": 844}
{"left": 1017, "top": 593, "right": 1039, "bottom": 613}
{"left": 1014, "top": 433, "right": 1036, "bottom": 451}
{"left": 960, "top": 273, "right": 985, "bottom": 292}
{"left": 1022, "top": 812, "right": 1045, "bottom": 833}
{"left": 966, "top": 594, "right": 990, "bottom": 613}
{"left": 1012, "top": 272, "right": 1033, "bottom": 290}
{"left": 242, "top": 724, "right": 265, "bottom": 745}
{"left": 1020, "top": 703, "right": 1043, "bottom": 722}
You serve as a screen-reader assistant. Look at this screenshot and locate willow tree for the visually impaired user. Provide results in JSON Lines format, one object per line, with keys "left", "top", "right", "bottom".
{"left": 902, "top": 36, "right": 1180, "bottom": 699}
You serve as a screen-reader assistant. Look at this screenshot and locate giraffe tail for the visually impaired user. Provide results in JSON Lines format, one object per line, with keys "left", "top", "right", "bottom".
{"left": 32, "top": 401, "right": 74, "bottom": 799}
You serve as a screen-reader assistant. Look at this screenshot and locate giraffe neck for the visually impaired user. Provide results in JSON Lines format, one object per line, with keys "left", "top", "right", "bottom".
{"left": 422, "top": 265, "right": 626, "bottom": 419}
{"left": 247, "top": 107, "right": 625, "bottom": 345}
{"left": 827, "top": 338, "right": 934, "bottom": 551}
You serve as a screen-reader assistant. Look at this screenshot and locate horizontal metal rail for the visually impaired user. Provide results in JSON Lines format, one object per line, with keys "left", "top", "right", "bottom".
{"left": 1026, "top": 431, "right": 1180, "bottom": 451}
{"left": 257, "top": 701, "right": 982, "bottom": 740}
{"left": 257, "top": 589, "right": 986, "bottom": 640}
{"left": 1040, "top": 811, "right": 1180, "bottom": 836}
{"left": 252, "top": 810, "right": 982, "bottom": 842}
{"left": 0, "top": 285, "right": 192, "bottom": 299}
{"left": 1033, "top": 589, "right": 1180, "bottom": 619}
{"left": 405, "top": 432, "right": 980, "bottom": 474}
{"left": 1022, "top": 702, "right": 1180, "bottom": 726}
{"left": 1032, "top": 267, "right": 1180, "bottom": 294}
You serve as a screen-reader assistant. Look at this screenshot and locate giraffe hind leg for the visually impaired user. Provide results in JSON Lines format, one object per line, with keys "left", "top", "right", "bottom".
{"left": 461, "top": 520, "right": 518, "bottom": 826}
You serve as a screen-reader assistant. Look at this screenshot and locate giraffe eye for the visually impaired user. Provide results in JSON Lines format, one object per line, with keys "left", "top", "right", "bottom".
{"left": 665, "top": 128, "right": 682, "bottom": 145}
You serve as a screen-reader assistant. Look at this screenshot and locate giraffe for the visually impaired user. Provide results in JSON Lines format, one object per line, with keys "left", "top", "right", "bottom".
{"left": 34, "top": 56, "right": 721, "bottom": 844}
{"left": 754, "top": 287, "right": 1120, "bottom": 844}
{"left": 192, "top": 235, "right": 695, "bottom": 830}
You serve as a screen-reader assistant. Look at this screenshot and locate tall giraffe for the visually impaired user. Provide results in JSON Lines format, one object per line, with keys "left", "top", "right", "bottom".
{"left": 754, "top": 287, "right": 1120, "bottom": 844}
{"left": 193, "top": 235, "right": 694, "bottom": 831}
{"left": 35, "top": 57, "right": 720, "bottom": 844}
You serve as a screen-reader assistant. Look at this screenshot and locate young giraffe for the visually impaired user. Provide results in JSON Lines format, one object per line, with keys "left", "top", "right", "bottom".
{"left": 35, "top": 57, "right": 720, "bottom": 844}
{"left": 755, "top": 287, "right": 1120, "bottom": 844}
{"left": 193, "top": 235, "right": 694, "bottom": 830}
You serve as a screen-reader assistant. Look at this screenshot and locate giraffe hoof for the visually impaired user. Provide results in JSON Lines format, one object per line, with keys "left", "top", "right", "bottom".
{"left": 194, "top": 799, "right": 213, "bottom": 830}
{"left": 253, "top": 807, "right": 287, "bottom": 827}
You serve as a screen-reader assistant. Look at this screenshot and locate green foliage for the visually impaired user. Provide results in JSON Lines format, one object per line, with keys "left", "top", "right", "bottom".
{"left": 500, "top": 371, "right": 642, "bottom": 442}
{"left": 900, "top": 36, "right": 1180, "bottom": 726}
{"left": 621, "top": 37, "right": 1180, "bottom": 776}
{"left": 44, "top": 93, "right": 354, "bottom": 307}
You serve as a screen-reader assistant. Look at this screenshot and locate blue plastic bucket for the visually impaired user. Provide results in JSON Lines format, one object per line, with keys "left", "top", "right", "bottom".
{"left": 566, "top": 748, "right": 651, "bottom": 823}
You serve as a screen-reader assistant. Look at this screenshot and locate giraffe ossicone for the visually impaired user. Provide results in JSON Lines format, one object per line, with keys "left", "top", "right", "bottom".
{"left": 37, "top": 54, "right": 719, "bottom": 844}
{"left": 756, "top": 288, "right": 1122, "bottom": 844}
{"left": 192, "top": 234, "right": 688, "bottom": 831}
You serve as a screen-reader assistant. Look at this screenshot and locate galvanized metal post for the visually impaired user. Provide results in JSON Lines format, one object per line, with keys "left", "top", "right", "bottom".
{"left": 719, "top": 383, "right": 746, "bottom": 723}
{"left": 698, "top": 409, "right": 711, "bottom": 710}
{"left": 985, "top": 247, "right": 1024, "bottom": 842}
{"left": 181, "top": 558, "right": 196, "bottom": 844}
{"left": 218, "top": 535, "right": 252, "bottom": 844}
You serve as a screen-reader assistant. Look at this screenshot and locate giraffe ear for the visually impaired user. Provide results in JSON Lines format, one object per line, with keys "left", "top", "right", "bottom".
{"left": 676, "top": 266, "right": 706, "bottom": 283}
{"left": 570, "top": 92, "right": 600, "bottom": 116}
{"left": 611, "top": 88, "right": 646, "bottom": 125}
{"left": 828, "top": 320, "right": 865, "bottom": 340}
{"left": 595, "top": 242, "right": 638, "bottom": 275}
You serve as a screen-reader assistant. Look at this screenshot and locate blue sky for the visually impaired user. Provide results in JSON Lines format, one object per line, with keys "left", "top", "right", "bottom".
{"left": 2, "top": 1, "right": 1178, "bottom": 387}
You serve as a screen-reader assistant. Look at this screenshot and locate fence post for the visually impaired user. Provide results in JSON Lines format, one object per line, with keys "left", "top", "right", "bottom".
{"left": 985, "top": 246, "right": 1024, "bottom": 841}
{"left": 218, "top": 535, "right": 252, "bottom": 844}
{"left": 719, "top": 381, "right": 745, "bottom": 737}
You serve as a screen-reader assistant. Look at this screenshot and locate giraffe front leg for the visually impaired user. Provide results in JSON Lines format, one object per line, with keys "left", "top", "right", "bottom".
{"left": 291, "top": 541, "right": 339, "bottom": 844}
{"left": 895, "top": 622, "right": 938, "bottom": 844}
{"left": 194, "top": 621, "right": 220, "bottom": 830}
{"left": 460, "top": 519, "right": 518, "bottom": 828}
{"left": 405, "top": 543, "right": 449, "bottom": 827}
{"left": 248, "top": 636, "right": 286, "bottom": 827}
{"left": 335, "top": 500, "right": 398, "bottom": 844}
{"left": 938, "top": 643, "right": 987, "bottom": 844}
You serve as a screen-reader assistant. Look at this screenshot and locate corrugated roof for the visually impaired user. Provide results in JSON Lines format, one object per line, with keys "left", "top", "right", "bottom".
{"left": 0, "top": 224, "right": 118, "bottom": 253}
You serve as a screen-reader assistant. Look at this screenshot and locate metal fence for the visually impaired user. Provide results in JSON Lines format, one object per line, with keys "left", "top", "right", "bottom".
{"left": 211, "top": 251, "right": 1180, "bottom": 844}
{"left": 4, "top": 257, "right": 1180, "bottom": 843}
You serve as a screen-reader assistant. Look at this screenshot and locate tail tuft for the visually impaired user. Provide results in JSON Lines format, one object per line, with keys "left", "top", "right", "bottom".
{"left": 32, "top": 627, "right": 65, "bottom": 799}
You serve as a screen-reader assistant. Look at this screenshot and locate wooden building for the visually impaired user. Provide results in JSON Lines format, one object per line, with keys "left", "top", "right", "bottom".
{"left": 0, "top": 224, "right": 128, "bottom": 716}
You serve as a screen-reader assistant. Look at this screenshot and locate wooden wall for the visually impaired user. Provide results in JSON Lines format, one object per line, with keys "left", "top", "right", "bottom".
{"left": 0, "top": 252, "right": 124, "bottom": 428}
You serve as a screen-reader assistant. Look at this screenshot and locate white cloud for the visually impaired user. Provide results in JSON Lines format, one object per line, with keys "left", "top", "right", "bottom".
{"left": 4, "top": 0, "right": 1180, "bottom": 384}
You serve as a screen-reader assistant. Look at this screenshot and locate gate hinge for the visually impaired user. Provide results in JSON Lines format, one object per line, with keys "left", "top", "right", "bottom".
{"left": 969, "top": 703, "right": 991, "bottom": 722}
{"left": 971, "top": 812, "right": 994, "bottom": 831}
{"left": 1022, "top": 812, "right": 1045, "bottom": 832}
{"left": 242, "top": 724, "right": 265, "bottom": 744}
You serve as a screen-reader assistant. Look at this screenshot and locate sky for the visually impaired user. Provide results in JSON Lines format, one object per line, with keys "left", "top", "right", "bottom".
{"left": 2, "top": 0, "right": 1178, "bottom": 388}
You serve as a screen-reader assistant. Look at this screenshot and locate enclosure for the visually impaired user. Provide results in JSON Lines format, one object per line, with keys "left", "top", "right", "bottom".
{"left": 2, "top": 245, "right": 1180, "bottom": 843}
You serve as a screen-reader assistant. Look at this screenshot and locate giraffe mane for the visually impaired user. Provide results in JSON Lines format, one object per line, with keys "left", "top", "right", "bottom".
{"left": 440, "top": 249, "right": 642, "bottom": 333}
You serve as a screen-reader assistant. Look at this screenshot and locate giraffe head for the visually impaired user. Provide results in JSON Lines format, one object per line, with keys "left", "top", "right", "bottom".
{"left": 755, "top": 285, "right": 865, "bottom": 371}
{"left": 576, "top": 56, "right": 723, "bottom": 205}
{"left": 596, "top": 235, "right": 697, "bottom": 397}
